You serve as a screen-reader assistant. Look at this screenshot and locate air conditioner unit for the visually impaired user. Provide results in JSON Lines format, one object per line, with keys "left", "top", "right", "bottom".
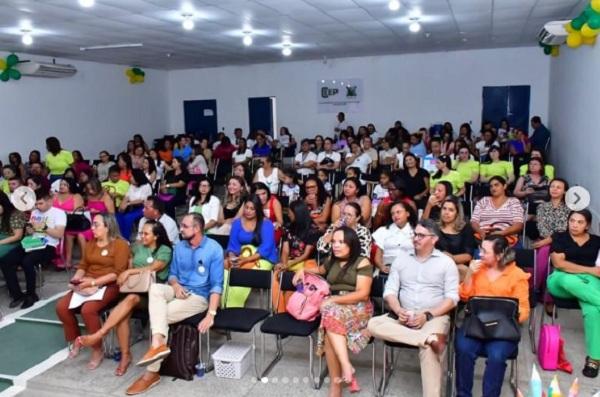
{"left": 16, "top": 61, "right": 77, "bottom": 78}
{"left": 537, "top": 20, "right": 570, "bottom": 46}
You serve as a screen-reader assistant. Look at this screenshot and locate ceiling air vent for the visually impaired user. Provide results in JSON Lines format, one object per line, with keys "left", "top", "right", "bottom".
{"left": 16, "top": 61, "right": 77, "bottom": 78}
{"left": 537, "top": 20, "right": 569, "bottom": 46}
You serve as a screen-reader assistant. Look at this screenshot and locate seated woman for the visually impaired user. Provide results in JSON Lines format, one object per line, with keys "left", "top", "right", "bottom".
{"left": 273, "top": 200, "right": 320, "bottom": 312}
{"left": 55, "top": 213, "right": 129, "bottom": 370}
{"left": 209, "top": 176, "right": 247, "bottom": 236}
{"left": 84, "top": 178, "right": 115, "bottom": 217}
{"left": 188, "top": 175, "right": 222, "bottom": 233}
{"left": 399, "top": 153, "right": 430, "bottom": 209}
{"left": 344, "top": 142, "right": 372, "bottom": 175}
{"left": 116, "top": 169, "right": 152, "bottom": 241}
{"left": 223, "top": 194, "right": 278, "bottom": 308}
{"left": 0, "top": 191, "right": 26, "bottom": 273}
{"left": 71, "top": 150, "right": 92, "bottom": 180}
{"left": 452, "top": 145, "right": 480, "bottom": 186}
{"left": 141, "top": 156, "right": 157, "bottom": 192}
{"left": 302, "top": 176, "right": 332, "bottom": 232}
{"left": 130, "top": 145, "right": 146, "bottom": 170}
{"left": 253, "top": 156, "right": 281, "bottom": 195}
{"left": 436, "top": 196, "right": 475, "bottom": 281}
{"left": 187, "top": 145, "right": 209, "bottom": 176}
{"left": 158, "top": 138, "right": 173, "bottom": 163}
{"left": 547, "top": 209, "right": 600, "bottom": 378}
{"left": 479, "top": 146, "right": 515, "bottom": 186}
{"left": 519, "top": 149, "right": 555, "bottom": 180}
{"left": 422, "top": 181, "right": 453, "bottom": 222}
{"left": 158, "top": 156, "right": 189, "bottom": 219}
{"left": 54, "top": 178, "right": 87, "bottom": 269}
{"left": 252, "top": 132, "right": 272, "bottom": 158}
{"left": 455, "top": 235, "right": 530, "bottom": 397}
{"left": 471, "top": 176, "right": 524, "bottom": 247}
{"left": 372, "top": 201, "right": 415, "bottom": 274}
{"left": 232, "top": 138, "right": 253, "bottom": 166}
{"left": 430, "top": 155, "right": 465, "bottom": 197}
{"left": 293, "top": 226, "right": 373, "bottom": 394}
{"left": 318, "top": 202, "right": 371, "bottom": 258}
{"left": 95, "top": 151, "right": 115, "bottom": 182}
{"left": 78, "top": 221, "right": 172, "bottom": 376}
{"left": 116, "top": 153, "right": 133, "bottom": 183}
{"left": 513, "top": 157, "right": 549, "bottom": 215}
{"left": 372, "top": 178, "right": 417, "bottom": 229}
{"left": 252, "top": 182, "right": 284, "bottom": 244}
{"left": 531, "top": 178, "right": 570, "bottom": 309}
{"left": 331, "top": 177, "right": 371, "bottom": 226}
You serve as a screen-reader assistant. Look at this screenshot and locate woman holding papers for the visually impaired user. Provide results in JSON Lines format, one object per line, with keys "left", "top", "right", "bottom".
{"left": 55, "top": 213, "right": 129, "bottom": 370}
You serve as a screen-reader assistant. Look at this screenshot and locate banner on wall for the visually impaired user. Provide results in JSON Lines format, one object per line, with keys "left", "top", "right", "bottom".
{"left": 317, "top": 78, "right": 363, "bottom": 113}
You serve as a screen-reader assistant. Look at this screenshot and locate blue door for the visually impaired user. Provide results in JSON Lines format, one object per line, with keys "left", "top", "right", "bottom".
{"left": 184, "top": 99, "right": 218, "bottom": 141}
{"left": 482, "top": 86, "right": 530, "bottom": 131}
{"left": 248, "top": 97, "right": 273, "bottom": 136}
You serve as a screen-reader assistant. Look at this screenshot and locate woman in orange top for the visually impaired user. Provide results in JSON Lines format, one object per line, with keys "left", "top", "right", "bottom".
{"left": 55, "top": 213, "right": 129, "bottom": 370}
{"left": 454, "top": 235, "right": 530, "bottom": 397}
{"left": 158, "top": 139, "right": 174, "bottom": 163}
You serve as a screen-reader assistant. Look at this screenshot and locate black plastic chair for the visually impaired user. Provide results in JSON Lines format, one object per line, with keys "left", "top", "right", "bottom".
{"left": 209, "top": 234, "right": 229, "bottom": 251}
{"left": 259, "top": 271, "right": 325, "bottom": 389}
{"left": 514, "top": 248, "right": 537, "bottom": 353}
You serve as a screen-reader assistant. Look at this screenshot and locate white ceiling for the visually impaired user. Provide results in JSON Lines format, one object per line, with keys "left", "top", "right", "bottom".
{"left": 0, "top": 0, "right": 587, "bottom": 70}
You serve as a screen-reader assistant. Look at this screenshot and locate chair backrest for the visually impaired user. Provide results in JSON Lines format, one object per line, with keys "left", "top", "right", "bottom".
{"left": 514, "top": 248, "right": 535, "bottom": 269}
{"left": 370, "top": 275, "right": 388, "bottom": 315}
{"left": 210, "top": 234, "right": 229, "bottom": 251}
{"left": 228, "top": 268, "right": 272, "bottom": 289}
{"left": 280, "top": 271, "right": 296, "bottom": 292}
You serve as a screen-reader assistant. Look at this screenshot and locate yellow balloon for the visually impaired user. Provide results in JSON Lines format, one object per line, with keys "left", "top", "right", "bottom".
{"left": 564, "top": 23, "right": 575, "bottom": 34}
{"left": 581, "top": 23, "right": 600, "bottom": 38}
{"left": 592, "top": 0, "right": 600, "bottom": 12}
{"left": 566, "top": 31, "right": 583, "bottom": 48}
{"left": 125, "top": 68, "right": 134, "bottom": 77}
{"left": 582, "top": 35, "right": 597, "bottom": 45}
{"left": 551, "top": 46, "right": 560, "bottom": 57}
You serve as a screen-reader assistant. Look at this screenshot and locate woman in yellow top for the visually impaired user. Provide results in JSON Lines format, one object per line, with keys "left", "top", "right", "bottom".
{"left": 518, "top": 149, "right": 555, "bottom": 180}
{"left": 452, "top": 145, "right": 480, "bottom": 185}
{"left": 45, "top": 136, "right": 74, "bottom": 183}
{"left": 455, "top": 235, "right": 530, "bottom": 397}
{"left": 430, "top": 155, "right": 465, "bottom": 197}
{"left": 479, "top": 146, "right": 514, "bottom": 185}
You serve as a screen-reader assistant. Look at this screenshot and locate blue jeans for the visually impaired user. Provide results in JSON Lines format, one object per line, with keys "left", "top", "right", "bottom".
{"left": 455, "top": 327, "right": 518, "bottom": 397}
{"left": 116, "top": 207, "right": 144, "bottom": 241}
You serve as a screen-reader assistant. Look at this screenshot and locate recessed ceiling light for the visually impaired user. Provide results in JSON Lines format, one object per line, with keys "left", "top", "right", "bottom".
{"left": 79, "top": 0, "right": 95, "bottom": 8}
{"left": 409, "top": 21, "right": 421, "bottom": 33}
{"left": 282, "top": 46, "right": 292, "bottom": 56}
{"left": 243, "top": 34, "right": 253, "bottom": 46}
{"left": 388, "top": 0, "right": 400, "bottom": 11}
{"left": 462, "top": 37, "right": 468, "bottom": 42}
{"left": 182, "top": 14, "right": 194, "bottom": 30}
{"left": 22, "top": 33, "right": 33, "bottom": 45}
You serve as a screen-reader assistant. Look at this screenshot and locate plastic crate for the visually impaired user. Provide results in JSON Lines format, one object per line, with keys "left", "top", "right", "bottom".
{"left": 211, "top": 342, "right": 252, "bottom": 379}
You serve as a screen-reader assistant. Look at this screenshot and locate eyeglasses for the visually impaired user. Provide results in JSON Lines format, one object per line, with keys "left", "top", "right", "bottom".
{"left": 305, "top": 184, "right": 317, "bottom": 189}
{"left": 413, "top": 233, "right": 435, "bottom": 240}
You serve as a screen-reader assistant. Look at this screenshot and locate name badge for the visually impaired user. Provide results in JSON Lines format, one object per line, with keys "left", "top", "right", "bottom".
{"left": 198, "top": 266, "right": 205, "bottom": 274}
{"left": 146, "top": 257, "right": 154, "bottom": 264}
{"left": 101, "top": 249, "right": 108, "bottom": 257}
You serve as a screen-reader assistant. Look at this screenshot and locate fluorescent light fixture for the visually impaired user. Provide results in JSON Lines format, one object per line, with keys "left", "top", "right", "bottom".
{"left": 22, "top": 33, "right": 33, "bottom": 45}
{"left": 79, "top": 0, "right": 95, "bottom": 7}
{"left": 282, "top": 46, "right": 292, "bottom": 56}
{"left": 388, "top": 0, "right": 400, "bottom": 11}
{"left": 409, "top": 21, "right": 421, "bottom": 33}
{"left": 182, "top": 17, "right": 194, "bottom": 30}
{"left": 80, "top": 43, "right": 143, "bottom": 51}
{"left": 243, "top": 34, "right": 253, "bottom": 46}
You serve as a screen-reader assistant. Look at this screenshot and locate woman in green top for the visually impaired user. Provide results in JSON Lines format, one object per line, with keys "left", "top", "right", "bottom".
{"left": 0, "top": 191, "right": 26, "bottom": 259}
{"left": 430, "top": 155, "right": 465, "bottom": 197}
{"left": 453, "top": 145, "right": 480, "bottom": 185}
{"left": 79, "top": 220, "right": 172, "bottom": 376}
{"left": 480, "top": 146, "right": 515, "bottom": 185}
{"left": 45, "top": 136, "right": 74, "bottom": 183}
{"left": 293, "top": 226, "right": 373, "bottom": 394}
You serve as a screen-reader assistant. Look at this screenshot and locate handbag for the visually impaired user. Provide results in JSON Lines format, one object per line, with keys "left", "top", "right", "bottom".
{"left": 66, "top": 207, "right": 91, "bottom": 232}
{"left": 538, "top": 323, "right": 560, "bottom": 370}
{"left": 119, "top": 271, "right": 156, "bottom": 293}
{"left": 463, "top": 296, "right": 521, "bottom": 342}
{"left": 286, "top": 272, "right": 330, "bottom": 322}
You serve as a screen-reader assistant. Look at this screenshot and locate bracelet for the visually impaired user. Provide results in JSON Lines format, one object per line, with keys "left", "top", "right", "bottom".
{"left": 91, "top": 280, "right": 96, "bottom": 287}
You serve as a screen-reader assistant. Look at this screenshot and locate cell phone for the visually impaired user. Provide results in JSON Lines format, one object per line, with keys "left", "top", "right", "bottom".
{"left": 70, "top": 278, "right": 82, "bottom": 285}
{"left": 388, "top": 312, "right": 399, "bottom": 320}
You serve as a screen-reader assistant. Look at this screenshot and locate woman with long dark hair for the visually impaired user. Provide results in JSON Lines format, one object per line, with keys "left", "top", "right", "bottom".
{"left": 116, "top": 153, "right": 133, "bottom": 183}
{"left": 372, "top": 201, "right": 415, "bottom": 273}
{"left": 399, "top": 152, "right": 430, "bottom": 209}
{"left": 45, "top": 136, "right": 74, "bottom": 183}
{"left": 158, "top": 156, "right": 189, "bottom": 219}
{"left": 331, "top": 177, "right": 371, "bottom": 226}
{"left": 116, "top": 169, "right": 152, "bottom": 241}
{"left": 8, "top": 152, "right": 26, "bottom": 180}
{"left": 251, "top": 182, "right": 284, "bottom": 244}
{"left": 189, "top": 175, "right": 222, "bottom": 232}
{"left": 301, "top": 175, "right": 332, "bottom": 232}
{"left": 436, "top": 196, "right": 475, "bottom": 280}
{"left": 430, "top": 154, "right": 465, "bottom": 197}
{"left": 53, "top": 177, "right": 87, "bottom": 269}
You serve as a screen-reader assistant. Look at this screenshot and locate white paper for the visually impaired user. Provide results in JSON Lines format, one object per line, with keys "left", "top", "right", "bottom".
{"left": 203, "top": 109, "right": 214, "bottom": 117}
{"left": 68, "top": 287, "right": 107, "bottom": 309}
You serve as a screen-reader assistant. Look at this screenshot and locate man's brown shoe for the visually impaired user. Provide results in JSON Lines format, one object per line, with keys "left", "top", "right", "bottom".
{"left": 429, "top": 333, "right": 447, "bottom": 355}
{"left": 136, "top": 344, "right": 170, "bottom": 367}
{"left": 126, "top": 372, "right": 160, "bottom": 395}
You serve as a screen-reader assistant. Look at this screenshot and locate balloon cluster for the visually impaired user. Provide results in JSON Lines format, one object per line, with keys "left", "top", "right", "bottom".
{"left": 564, "top": 0, "right": 600, "bottom": 48}
{"left": 0, "top": 53, "right": 22, "bottom": 82}
{"left": 540, "top": 43, "right": 560, "bottom": 57}
{"left": 125, "top": 67, "right": 145, "bottom": 84}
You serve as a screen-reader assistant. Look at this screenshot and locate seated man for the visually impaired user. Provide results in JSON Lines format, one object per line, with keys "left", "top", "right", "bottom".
{"left": 368, "top": 219, "right": 459, "bottom": 397}
{"left": 127, "top": 213, "right": 223, "bottom": 395}
{"left": 137, "top": 196, "right": 179, "bottom": 244}
{"left": 102, "top": 165, "right": 129, "bottom": 207}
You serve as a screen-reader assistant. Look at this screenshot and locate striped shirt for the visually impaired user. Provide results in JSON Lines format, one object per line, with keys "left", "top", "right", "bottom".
{"left": 471, "top": 197, "right": 524, "bottom": 231}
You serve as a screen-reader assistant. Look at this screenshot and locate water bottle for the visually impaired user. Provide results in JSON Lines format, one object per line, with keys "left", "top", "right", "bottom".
{"left": 113, "top": 347, "right": 121, "bottom": 362}
{"left": 195, "top": 362, "right": 205, "bottom": 378}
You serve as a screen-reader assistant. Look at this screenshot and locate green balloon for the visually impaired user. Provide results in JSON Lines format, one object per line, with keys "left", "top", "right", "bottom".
{"left": 572, "top": 15, "right": 587, "bottom": 30}
{"left": 589, "top": 14, "right": 600, "bottom": 29}
{"left": 543, "top": 46, "right": 552, "bottom": 55}
{"left": 6, "top": 53, "right": 19, "bottom": 67}
{"left": 9, "top": 69, "right": 21, "bottom": 80}
{"left": 132, "top": 67, "right": 142, "bottom": 75}
{"left": 584, "top": 4, "right": 595, "bottom": 18}
{"left": 139, "top": 70, "right": 145, "bottom": 77}
{"left": 0, "top": 71, "right": 9, "bottom": 82}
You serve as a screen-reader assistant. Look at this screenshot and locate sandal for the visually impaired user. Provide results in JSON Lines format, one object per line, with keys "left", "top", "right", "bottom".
{"left": 68, "top": 337, "right": 83, "bottom": 359}
{"left": 582, "top": 356, "right": 599, "bottom": 378}
{"left": 87, "top": 350, "right": 104, "bottom": 370}
{"left": 115, "top": 353, "right": 132, "bottom": 376}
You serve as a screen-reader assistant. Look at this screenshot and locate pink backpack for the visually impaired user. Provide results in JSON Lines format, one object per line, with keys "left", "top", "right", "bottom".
{"left": 286, "top": 273, "right": 330, "bottom": 322}
{"left": 538, "top": 323, "right": 560, "bottom": 370}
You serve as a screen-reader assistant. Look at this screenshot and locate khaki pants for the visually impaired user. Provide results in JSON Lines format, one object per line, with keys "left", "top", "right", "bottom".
{"left": 368, "top": 314, "right": 450, "bottom": 397}
{"left": 147, "top": 284, "right": 208, "bottom": 372}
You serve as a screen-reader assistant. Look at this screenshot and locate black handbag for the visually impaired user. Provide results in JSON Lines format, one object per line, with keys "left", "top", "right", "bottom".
{"left": 463, "top": 296, "right": 521, "bottom": 342}
{"left": 66, "top": 208, "right": 91, "bottom": 232}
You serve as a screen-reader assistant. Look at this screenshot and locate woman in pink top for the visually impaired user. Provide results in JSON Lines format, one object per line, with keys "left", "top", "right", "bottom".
{"left": 53, "top": 178, "right": 86, "bottom": 269}
{"left": 81, "top": 178, "right": 115, "bottom": 241}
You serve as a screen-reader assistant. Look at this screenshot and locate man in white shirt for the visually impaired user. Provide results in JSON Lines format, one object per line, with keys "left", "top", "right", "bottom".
{"left": 1, "top": 188, "right": 66, "bottom": 309}
{"left": 294, "top": 139, "right": 317, "bottom": 178}
{"left": 368, "top": 219, "right": 458, "bottom": 397}
{"left": 316, "top": 138, "right": 341, "bottom": 171}
{"left": 333, "top": 112, "right": 347, "bottom": 139}
{"left": 137, "top": 197, "right": 180, "bottom": 244}
{"left": 362, "top": 136, "right": 378, "bottom": 169}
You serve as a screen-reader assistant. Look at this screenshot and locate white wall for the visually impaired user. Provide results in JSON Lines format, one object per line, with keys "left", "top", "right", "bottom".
{"left": 549, "top": 45, "right": 600, "bottom": 225}
{"left": 167, "top": 47, "right": 550, "bottom": 139}
{"left": 0, "top": 52, "right": 169, "bottom": 161}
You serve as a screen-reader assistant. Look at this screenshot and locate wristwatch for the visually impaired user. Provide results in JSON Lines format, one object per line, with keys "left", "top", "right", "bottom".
{"left": 208, "top": 309, "right": 217, "bottom": 316}
{"left": 424, "top": 311, "right": 434, "bottom": 321}
{"left": 91, "top": 280, "right": 97, "bottom": 287}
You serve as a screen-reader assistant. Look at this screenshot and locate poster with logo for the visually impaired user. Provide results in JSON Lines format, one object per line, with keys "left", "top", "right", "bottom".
{"left": 317, "top": 78, "right": 363, "bottom": 113}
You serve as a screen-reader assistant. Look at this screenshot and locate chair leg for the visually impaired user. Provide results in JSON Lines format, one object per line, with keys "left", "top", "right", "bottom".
{"left": 309, "top": 335, "right": 327, "bottom": 390}
{"left": 529, "top": 306, "right": 537, "bottom": 354}
{"left": 379, "top": 345, "right": 396, "bottom": 397}
{"left": 259, "top": 335, "right": 283, "bottom": 379}
{"left": 372, "top": 342, "right": 380, "bottom": 397}
{"left": 509, "top": 358, "right": 518, "bottom": 396}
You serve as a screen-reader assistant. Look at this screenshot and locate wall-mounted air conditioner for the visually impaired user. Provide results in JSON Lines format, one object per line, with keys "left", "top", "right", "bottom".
{"left": 537, "top": 20, "right": 570, "bottom": 46}
{"left": 16, "top": 61, "right": 77, "bottom": 78}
